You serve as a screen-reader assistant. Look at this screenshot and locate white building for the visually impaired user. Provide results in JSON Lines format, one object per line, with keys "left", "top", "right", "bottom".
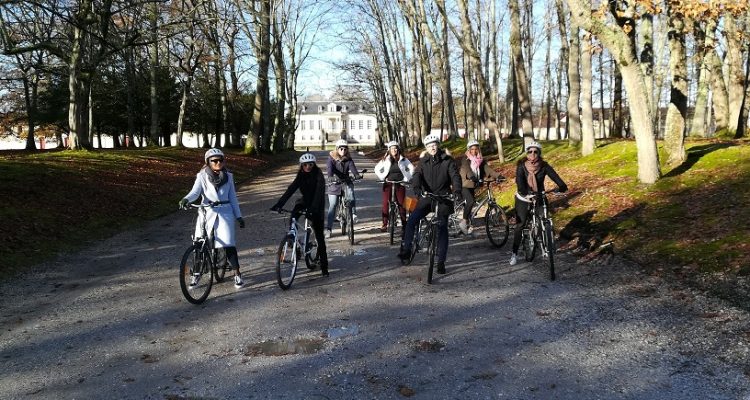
{"left": 295, "top": 100, "right": 378, "bottom": 148}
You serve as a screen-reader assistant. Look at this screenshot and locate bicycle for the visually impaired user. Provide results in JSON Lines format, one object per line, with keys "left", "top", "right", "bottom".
{"left": 400, "top": 191, "right": 453, "bottom": 284}
{"left": 520, "top": 190, "right": 563, "bottom": 281}
{"left": 377, "top": 179, "right": 410, "bottom": 245}
{"left": 329, "top": 169, "right": 367, "bottom": 245}
{"left": 274, "top": 208, "right": 320, "bottom": 290}
{"left": 448, "top": 179, "right": 509, "bottom": 247}
{"left": 178, "top": 202, "right": 230, "bottom": 304}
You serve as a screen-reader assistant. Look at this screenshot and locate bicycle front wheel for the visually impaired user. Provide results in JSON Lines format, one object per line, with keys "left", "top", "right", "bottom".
{"left": 338, "top": 202, "right": 347, "bottom": 236}
{"left": 449, "top": 204, "right": 464, "bottom": 237}
{"left": 485, "top": 205, "right": 510, "bottom": 248}
{"left": 304, "top": 227, "right": 320, "bottom": 270}
{"left": 275, "top": 237, "right": 298, "bottom": 290}
{"left": 542, "top": 220, "right": 556, "bottom": 280}
{"left": 179, "top": 244, "right": 213, "bottom": 304}
{"left": 427, "top": 226, "right": 437, "bottom": 284}
{"left": 347, "top": 204, "right": 355, "bottom": 245}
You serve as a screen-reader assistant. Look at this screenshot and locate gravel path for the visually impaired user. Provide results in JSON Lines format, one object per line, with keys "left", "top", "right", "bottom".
{"left": 1, "top": 151, "right": 749, "bottom": 399}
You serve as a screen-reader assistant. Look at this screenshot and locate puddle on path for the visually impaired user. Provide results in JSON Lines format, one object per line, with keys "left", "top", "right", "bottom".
{"left": 324, "top": 324, "right": 360, "bottom": 339}
{"left": 244, "top": 338, "right": 325, "bottom": 356}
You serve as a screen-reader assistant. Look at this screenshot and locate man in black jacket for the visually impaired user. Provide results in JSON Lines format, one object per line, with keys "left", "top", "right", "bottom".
{"left": 398, "top": 134, "right": 462, "bottom": 274}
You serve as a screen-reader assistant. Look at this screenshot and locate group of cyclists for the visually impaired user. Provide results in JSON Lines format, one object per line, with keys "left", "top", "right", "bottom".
{"left": 178, "top": 136, "right": 567, "bottom": 288}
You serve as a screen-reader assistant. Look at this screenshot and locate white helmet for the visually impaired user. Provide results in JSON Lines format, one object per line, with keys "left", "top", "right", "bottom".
{"left": 525, "top": 141, "right": 542, "bottom": 153}
{"left": 204, "top": 148, "right": 225, "bottom": 162}
{"left": 299, "top": 153, "right": 316, "bottom": 164}
{"left": 386, "top": 140, "right": 399, "bottom": 149}
{"left": 423, "top": 134, "right": 440, "bottom": 146}
{"left": 335, "top": 139, "right": 348, "bottom": 148}
{"left": 467, "top": 139, "right": 480, "bottom": 149}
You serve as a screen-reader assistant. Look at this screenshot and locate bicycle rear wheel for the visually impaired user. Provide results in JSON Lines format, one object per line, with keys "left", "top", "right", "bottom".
{"left": 542, "top": 220, "right": 556, "bottom": 280}
{"left": 179, "top": 244, "right": 213, "bottom": 304}
{"left": 304, "top": 227, "right": 320, "bottom": 270}
{"left": 213, "top": 248, "right": 227, "bottom": 283}
{"left": 347, "top": 203, "right": 354, "bottom": 245}
{"left": 427, "top": 227, "right": 437, "bottom": 284}
{"left": 275, "top": 237, "right": 298, "bottom": 290}
{"left": 338, "top": 201, "right": 347, "bottom": 236}
{"left": 485, "top": 205, "right": 510, "bottom": 248}
{"left": 388, "top": 205, "right": 397, "bottom": 245}
{"left": 522, "top": 226, "right": 537, "bottom": 262}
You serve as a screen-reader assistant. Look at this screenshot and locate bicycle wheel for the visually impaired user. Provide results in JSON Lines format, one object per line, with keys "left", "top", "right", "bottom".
{"left": 388, "top": 205, "right": 397, "bottom": 245}
{"left": 347, "top": 203, "right": 355, "bottom": 245}
{"left": 179, "top": 244, "right": 213, "bottom": 304}
{"left": 213, "top": 248, "right": 227, "bottom": 283}
{"left": 485, "top": 205, "right": 510, "bottom": 248}
{"left": 275, "top": 237, "right": 298, "bottom": 290}
{"left": 338, "top": 201, "right": 347, "bottom": 236}
{"left": 449, "top": 203, "right": 464, "bottom": 237}
{"left": 427, "top": 226, "right": 437, "bottom": 284}
{"left": 522, "top": 225, "right": 537, "bottom": 262}
{"left": 542, "top": 220, "right": 556, "bottom": 280}
{"left": 304, "top": 227, "right": 320, "bottom": 270}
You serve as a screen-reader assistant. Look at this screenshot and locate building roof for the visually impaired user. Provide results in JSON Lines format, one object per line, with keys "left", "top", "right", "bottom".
{"left": 298, "top": 100, "right": 374, "bottom": 115}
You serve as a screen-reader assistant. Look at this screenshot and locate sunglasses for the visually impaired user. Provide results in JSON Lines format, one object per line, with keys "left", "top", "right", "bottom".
{"left": 302, "top": 162, "right": 314, "bottom": 168}
{"left": 209, "top": 158, "right": 224, "bottom": 164}
{"left": 527, "top": 150, "right": 539, "bottom": 154}
{"left": 338, "top": 147, "right": 348, "bottom": 151}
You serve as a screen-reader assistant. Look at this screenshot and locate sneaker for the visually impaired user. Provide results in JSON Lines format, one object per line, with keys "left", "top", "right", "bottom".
{"left": 352, "top": 214, "right": 358, "bottom": 224}
{"left": 189, "top": 274, "right": 200, "bottom": 287}
{"left": 324, "top": 229, "right": 331, "bottom": 239}
{"left": 320, "top": 265, "right": 329, "bottom": 276}
{"left": 458, "top": 219, "right": 469, "bottom": 235}
{"left": 234, "top": 273, "right": 244, "bottom": 288}
{"left": 398, "top": 247, "right": 411, "bottom": 261}
{"left": 437, "top": 262, "right": 446, "bottom": 274}
{"left": 379, "top": 225, "right": 388, "bottom": 233}
{"left": 509, "top": 253, "right": 518, "bottom": 266}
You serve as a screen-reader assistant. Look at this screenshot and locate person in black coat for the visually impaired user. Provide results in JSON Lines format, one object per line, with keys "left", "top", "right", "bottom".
{"left": 398, "top": 134, "right": 462, "bottom": 274}
{"left": 271, "top": 153, "right": 329, "bottom": 276}
{"left": 509, "top": 142, "right": 567, "bottom": 266}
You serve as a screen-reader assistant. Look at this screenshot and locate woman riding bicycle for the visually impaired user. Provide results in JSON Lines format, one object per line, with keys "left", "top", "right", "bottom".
{"left": 271, "top": 153, "right": 329, "bottom": 276}
{"left": 509, "top": 141, "right": 567, "bottom": 266}
{"left": 178, "top": 148, "right": 246, "bottom": 288}
{"left": 325, "top": 139, "right": 362, "bottom": 239}
{"left": 458, "top": 139, "right": 504, "bottom": 235}
{"left": 374, "top": 140, "right": 414, "bottom": 233}
{"left": 398, "top": 134, "right": 462, "bottom": 274}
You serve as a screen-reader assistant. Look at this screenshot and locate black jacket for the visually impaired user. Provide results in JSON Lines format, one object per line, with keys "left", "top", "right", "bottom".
{"left": 413, "top": 149, "right": 462, "bottom": 197}
{"left": 514, "top": 159, "right": 568, "bottom": 196}
{"left": 276, "top": 165, "right": 326, "bottom": 216}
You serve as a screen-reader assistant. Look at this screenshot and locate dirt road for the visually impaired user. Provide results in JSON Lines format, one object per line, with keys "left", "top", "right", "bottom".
{"left": 1, "top": 150, "right": 749, "bottom": 399}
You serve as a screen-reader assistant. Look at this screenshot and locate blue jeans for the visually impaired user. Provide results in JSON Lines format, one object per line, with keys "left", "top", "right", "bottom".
{"left": 327, "top": 184, "right": 356, "bottom": 230}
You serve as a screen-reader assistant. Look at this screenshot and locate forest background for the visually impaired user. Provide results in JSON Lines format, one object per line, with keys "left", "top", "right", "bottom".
{"left": 0, "top": 1, "right": 748, "bottom": 302}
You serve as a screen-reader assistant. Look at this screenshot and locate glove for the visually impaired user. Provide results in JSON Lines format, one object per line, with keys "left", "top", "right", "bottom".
{"left": 414, "top": 189, "right": 423, "bottom": 197}
{"left": 237, "top": 217, "right": 245, "bottom": 229}
{"left": 178, "top": 198, "right": 189, "bottom": 209}
{"left": 270, "top": 204, "right": 282, "bottom": 213}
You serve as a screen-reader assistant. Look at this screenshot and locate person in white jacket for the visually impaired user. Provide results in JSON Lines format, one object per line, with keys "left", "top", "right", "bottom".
{"left": 374, "top": 141, "right": 415, "bottom": 232}
{"left": 179, "top": 148, "right": 246, "bottom": 288}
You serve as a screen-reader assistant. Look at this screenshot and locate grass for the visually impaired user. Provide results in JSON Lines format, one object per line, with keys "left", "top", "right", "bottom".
{"left": 0, "top": 147, "right": 296, "bottom": 275}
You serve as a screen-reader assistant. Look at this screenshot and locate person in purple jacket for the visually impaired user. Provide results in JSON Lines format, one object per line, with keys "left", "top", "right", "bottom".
{"left": 325, "top": 139, "right": 362, "bottom": 238}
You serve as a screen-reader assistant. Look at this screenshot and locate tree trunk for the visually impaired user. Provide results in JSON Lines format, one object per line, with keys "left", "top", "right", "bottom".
{"left": 581, "top": 33, "right": 595, "bottom": 156}
{"left": 555, "top": 0, "right": 569, "bottom": 140}
{"left": 708, "top": 48, "right": 730, "bottom": 136}
{"left": 663, "top": 5, "right": 688, "bottom": 166}
{"left": 177, "top": 78, "right": 192, "bottom": 147}
{"left": 725, "top": 14, "right": 744, "bottom": 136}
{"left": 22, "top": 76, "right": 37, "bottom": 150}
{"left": 509, "top": 0, "right": 534, "bottom": 147}
{"left": 148, "top": 2, "right": 159, "bottom": 146}
{"left": 245, "top": 0, "right": 271, "bottom": 154}
{"left": 567, "top": 25, "right": 582, "bottom": 144}
{"left": 689, "top": 19, "right": 714, "bottom": 138}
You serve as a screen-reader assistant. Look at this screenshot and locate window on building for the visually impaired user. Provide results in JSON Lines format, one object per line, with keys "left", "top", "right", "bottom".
{"left": 302, "top": 135, "right": 306, "bottom": 140}
{"left": 318, "top": 105, "right": 323, "bottom": 112}
{"left": 301, "top": 120, "right": 306, "bottom": 130}
{"left": 367, "top": 135, "right": 371, "bottom": 140}
{"left": 359, "top": 135, "right": 363, "bottom": 140}
{"left": 350, "top": 120, "right": 355, "bottom": 130}
{"left": 341, "top": 133, "right": 346, "bottom": 139}
{"left": 317, "top": 120, "right": 321, "bottom": 130}
{"left": 367, "top": 120, "right": 372, "bottom": 130}
{"left": 359, "top": 120, "right": 363, "bottom": 129}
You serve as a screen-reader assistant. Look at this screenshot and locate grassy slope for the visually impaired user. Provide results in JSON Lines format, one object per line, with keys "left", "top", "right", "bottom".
{"left": 3, "top": 140, "right": 748, "bottom": 281}
{"left": 0, "top": 148, "right": 296, "bottom": 274}
{"left": 438, "top": 137, "right": 750, "bottom": 275}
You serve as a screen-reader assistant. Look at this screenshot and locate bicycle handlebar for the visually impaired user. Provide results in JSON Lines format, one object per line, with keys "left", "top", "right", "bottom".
{"left": 378, "top": 179, "right": 411, "bottom": 186}
{"left": 273, "top": 208, "right": 314, "bottom": 218}
{"left": 327, "top": 169, "right": 368, "bottom": 186}
{"left": 182, "top": 200, "right": 229, "bottom": 210}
